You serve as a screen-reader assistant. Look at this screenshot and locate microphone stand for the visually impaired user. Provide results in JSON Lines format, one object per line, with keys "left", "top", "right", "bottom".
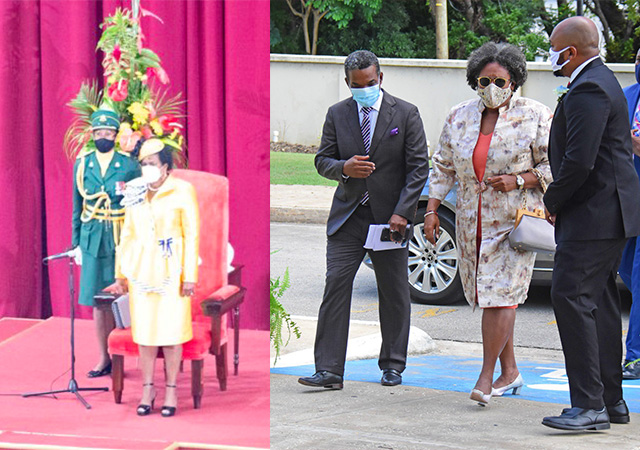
{"left": 23, "top": 254, "right": 108, "bottom": 409}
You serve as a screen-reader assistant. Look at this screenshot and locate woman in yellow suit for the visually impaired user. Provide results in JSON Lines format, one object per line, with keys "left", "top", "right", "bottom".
{"left": 107, "top": 138, "right": 199, "bottom": 417}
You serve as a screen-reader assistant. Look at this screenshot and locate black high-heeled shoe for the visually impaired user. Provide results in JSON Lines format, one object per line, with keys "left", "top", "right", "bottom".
{"left": 87, "top": 361, "right": 112, "bottom": 378}
{"left": 137, "top": 383, "right": 156, "bottom": 416}
{"left": 161, "top": 384, "right": 177, "bottom": 417}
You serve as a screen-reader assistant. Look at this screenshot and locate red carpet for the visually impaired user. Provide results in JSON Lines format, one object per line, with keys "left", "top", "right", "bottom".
{"left": 0, "top": 317, "right": 269, "bottom": 449}
{"left": 0, "top": 318, "right": 41, "bottom": 344}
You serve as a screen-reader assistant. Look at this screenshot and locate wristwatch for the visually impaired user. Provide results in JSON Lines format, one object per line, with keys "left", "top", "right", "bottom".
{"left": 515, "top": 174, "right": 525, "bottom": 190}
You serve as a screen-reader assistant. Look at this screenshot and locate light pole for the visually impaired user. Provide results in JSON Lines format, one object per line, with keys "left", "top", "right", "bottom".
{"left": 435, "top": 1, "right": 448, "bottom": 59}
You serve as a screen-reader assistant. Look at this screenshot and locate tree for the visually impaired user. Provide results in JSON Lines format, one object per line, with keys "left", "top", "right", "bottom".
{"left": 272, "top": 0, "right": 640, "bottom": 62}
{"left": 318, "top": 0, "right": 435, "bottom": 58}
{"left": 444, "top": 0, "right": 555, "bottom": 60}
{"left": 284, "top": 0, "right": 382, "bottom": 55}
{"left": 583, "top": 0, "right": 640, "bottom": 62}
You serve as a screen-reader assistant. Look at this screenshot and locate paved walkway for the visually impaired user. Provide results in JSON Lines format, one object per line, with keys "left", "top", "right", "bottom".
{"left": 270, "top": 184, "right": 640, "bottom": 449}
{"left": 271, "top": 316, "right": 640, "bottom": 450}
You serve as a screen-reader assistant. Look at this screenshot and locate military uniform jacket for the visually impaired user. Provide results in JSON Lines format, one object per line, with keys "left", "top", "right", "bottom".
{"left": 72, "top": 150, "right": 140, "bottom": 257}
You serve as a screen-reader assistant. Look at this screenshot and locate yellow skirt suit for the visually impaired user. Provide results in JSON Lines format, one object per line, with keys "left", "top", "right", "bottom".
{"left": 115, "top": 174, "right": 200, "bottom": 346}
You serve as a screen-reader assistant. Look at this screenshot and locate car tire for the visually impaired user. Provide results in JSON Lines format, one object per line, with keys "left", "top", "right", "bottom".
{"left": 408, "top": 207, "right": 465, "bottom": 305}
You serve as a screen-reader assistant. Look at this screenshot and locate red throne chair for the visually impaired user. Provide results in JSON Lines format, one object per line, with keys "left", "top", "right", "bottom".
{"left": 107, "top": 169, "right": 246, "bottom": 408}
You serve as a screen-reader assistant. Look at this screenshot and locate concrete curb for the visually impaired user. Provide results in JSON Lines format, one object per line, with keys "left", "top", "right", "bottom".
{"left": 270, "top": 207, "right": 328, "bottom": 224}
{"left": 271, "top": 315, "right": 435, "bottom": 368}
{"left": 270, "top": 184, "right": 333, "bottom": 224}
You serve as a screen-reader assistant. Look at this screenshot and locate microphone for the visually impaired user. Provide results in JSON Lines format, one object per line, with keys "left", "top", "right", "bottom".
{"left": 43, "top": 248, "right": 76, "bottom": 264}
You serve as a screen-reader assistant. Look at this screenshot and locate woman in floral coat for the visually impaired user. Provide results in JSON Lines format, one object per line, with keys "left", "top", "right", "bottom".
{"left": 423, "top": 42, "right": 553, "bottom": 406}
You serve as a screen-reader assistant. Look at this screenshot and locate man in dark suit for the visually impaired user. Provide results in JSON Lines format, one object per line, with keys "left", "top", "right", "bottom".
{"left": 542, "top": 17, "right": 640, "bottom": 430}
{"left": 298, "top": 50, "right": 429, "bottom": 389}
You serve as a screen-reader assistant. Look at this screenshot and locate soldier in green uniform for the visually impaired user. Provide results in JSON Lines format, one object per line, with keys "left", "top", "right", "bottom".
{"left": 72, "top": 108, "right": 140, "bottom": 378}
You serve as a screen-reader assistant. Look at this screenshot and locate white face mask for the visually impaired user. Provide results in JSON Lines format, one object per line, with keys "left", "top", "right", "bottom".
{"left": 477, "top": 83, "right": 512, "bottom": 109}
{"left": 549, "top": 46, "right": 571, "bottom": 76}
{"left": 141, "top": 165, "right": 162, "bottom": 184}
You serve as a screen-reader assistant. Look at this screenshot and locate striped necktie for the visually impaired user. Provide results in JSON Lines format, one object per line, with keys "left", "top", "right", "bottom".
{"left": 360, "top": 106, "right": 372, "bottom": 205}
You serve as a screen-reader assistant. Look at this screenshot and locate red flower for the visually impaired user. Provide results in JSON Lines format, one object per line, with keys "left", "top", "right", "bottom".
{"left": 158, "top": 114, "right": 177, "bottom": 131}
{"left": 146, "top": 66, "right": 169, "bottom": 85}
{"left": 113, "top": 45, "right": 121, "bottom": 62}
{"left": 108, "top": 79, "right": 128, "bottom": 102}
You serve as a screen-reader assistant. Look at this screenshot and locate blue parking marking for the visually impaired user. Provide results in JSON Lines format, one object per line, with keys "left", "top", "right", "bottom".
{"left": 272, "top": 354, "right": 640, "bottom": 412}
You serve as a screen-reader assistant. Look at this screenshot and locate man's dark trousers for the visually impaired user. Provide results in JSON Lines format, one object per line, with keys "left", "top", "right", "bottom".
{"left": 314, "top": 204, "right": 410, "bottom": 376}
{"left": 551, "top": 238, "right": 627, "bottom": 409}
{"left": 544, "top": 58, "right": 640, "bottom": 410}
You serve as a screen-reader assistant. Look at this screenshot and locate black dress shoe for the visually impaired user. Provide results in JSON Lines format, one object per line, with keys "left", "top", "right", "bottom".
{"left": 542, "top": 407, "right": 610, "bottom": 431}
{"left": 607, "top": 399, "right": 630, "bottom": 424}
{"left": 298, "top": 371, "right": 343, "bottom": 389}
{"left": 381, "top": 369, "right": 402, "bottom": 386}
{"left": 87, "top": 362, "right": 112, "bottom": 378}
{"left": 622, "top": 359, "right": 640, "bottom": 379}
{"left": 561, "top": 399, "right": 630, "bottom": 424}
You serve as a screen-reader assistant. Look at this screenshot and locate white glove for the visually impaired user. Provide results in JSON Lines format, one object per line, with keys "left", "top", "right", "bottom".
{"left": 71, "top": 246, "right": 83, "bottom": 266}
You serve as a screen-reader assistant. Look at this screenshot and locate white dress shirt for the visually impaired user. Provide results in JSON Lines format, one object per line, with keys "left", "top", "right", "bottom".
{"left": 342, "top": 90, "right": 384, "bottom": 180}
{"left": 569, "top": 55, "right": 600, "bottom": 84}
{"left": 357, "top": 89, "right": 384, "bottom": 150}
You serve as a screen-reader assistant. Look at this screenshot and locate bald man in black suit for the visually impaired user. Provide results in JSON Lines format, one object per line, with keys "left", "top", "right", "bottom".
{"left": 542, "top": 17, "right": 640, "bottom": 431}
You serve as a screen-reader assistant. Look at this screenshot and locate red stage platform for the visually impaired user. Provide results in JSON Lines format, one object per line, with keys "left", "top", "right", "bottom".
{"left": 0, "top": 317, "right": 269, "bottom": 450}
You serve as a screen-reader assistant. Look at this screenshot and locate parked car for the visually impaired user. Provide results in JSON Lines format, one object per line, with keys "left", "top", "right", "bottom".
{"left": 364, "top": 180, "right": 554, "bottom": 306}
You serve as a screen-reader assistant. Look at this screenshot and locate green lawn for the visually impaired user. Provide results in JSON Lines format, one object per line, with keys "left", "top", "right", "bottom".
{"left": 270, "top": 151, "right": 337, "bottom": 186}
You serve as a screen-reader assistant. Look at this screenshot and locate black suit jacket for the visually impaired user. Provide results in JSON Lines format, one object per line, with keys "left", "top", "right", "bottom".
{"left": 315, "top": 91, "right": 429, "bottom": 236}
{"left": 544, "top": 59, "right": 640, "bottom": 242}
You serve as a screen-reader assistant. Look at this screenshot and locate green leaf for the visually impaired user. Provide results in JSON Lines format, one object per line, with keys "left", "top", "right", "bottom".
{"left": 270, "top": 264, "right": 300, "bottom": 365}
{"left": 139, "top": 48, "right": 161, "bottom": 63}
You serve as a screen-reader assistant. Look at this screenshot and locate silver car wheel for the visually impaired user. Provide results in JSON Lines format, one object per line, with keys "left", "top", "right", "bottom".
{"left": 408, "top": 223, "right": 459, "bottom": 295}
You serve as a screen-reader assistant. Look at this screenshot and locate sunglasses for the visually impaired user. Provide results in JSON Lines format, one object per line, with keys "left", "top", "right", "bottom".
{"left": 477, "top": 76, "right": 511, "bottom": 89}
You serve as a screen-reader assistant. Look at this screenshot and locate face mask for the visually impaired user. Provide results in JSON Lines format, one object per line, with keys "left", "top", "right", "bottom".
{"left": 549, "top": 46, "right": 571, "bottom": 77}
{"left": 95, "top": 138, "right": 115, "bottom": 153}
{"left": 477, "top": 83, "right": 512, "bottom": 109}
{"left": 141, "top": 165, "right": 162, "bottom": 184}
{"left": 351, "top": 84, "right": 381, "bottom": 108}
{"left": 635, "top": 64, "right": 640, "bottom": 85}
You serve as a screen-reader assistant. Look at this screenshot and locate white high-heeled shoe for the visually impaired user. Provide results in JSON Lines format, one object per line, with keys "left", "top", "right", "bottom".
{"left": 491, "top": 373, "right": 524, "bottom": 397}
{"left": 470, "top": 388, "right": 491, "bottom": 406}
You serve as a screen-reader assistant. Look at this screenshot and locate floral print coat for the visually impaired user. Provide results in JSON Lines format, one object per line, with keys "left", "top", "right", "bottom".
{"left": 429, "top": 96, "right": 553, "bottom": 308}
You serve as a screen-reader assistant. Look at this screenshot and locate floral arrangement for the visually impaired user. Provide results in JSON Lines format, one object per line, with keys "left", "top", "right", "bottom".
{"left": 64, "top": 2, "right": 185, "bottom": 163}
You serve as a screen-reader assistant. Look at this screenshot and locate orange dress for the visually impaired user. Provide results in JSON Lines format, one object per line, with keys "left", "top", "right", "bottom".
{"left": 472, "top": 132, "right": 517, "bottom": 310}
{"left": 473, "top": 131, "right": 492, "bottom": 254}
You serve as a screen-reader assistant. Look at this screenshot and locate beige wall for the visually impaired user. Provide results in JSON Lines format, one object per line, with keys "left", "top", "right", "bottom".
{"left": 270, "top": 54, "right": 636, "bottom": 150}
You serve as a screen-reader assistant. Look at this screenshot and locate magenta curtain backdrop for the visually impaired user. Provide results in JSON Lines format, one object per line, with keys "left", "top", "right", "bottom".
{"left": 0, "top": 0, "right": 269, "bottom": 330}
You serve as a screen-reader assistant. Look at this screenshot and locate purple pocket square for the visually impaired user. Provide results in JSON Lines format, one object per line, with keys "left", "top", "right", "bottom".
{"left": 390, "top": 127, "right": 399, "bottom": 136}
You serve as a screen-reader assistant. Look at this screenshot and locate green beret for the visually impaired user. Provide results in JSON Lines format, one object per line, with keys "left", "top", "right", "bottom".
{"left": 90, "top": 109, "right": 120, "bottom": 131}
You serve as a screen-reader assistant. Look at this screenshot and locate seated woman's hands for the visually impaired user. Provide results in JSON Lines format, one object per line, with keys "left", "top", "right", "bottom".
{"left": 104, "top": 278, "right": 128, "bottom": 295}
{"left": 181, "top": 282, "right": 196, "bottom": 297}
